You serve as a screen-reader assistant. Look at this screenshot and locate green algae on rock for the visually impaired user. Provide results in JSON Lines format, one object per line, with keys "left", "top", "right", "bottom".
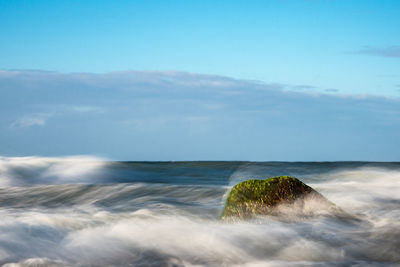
{"left": 221, "top": 176, "right": 337, "bottom": 220}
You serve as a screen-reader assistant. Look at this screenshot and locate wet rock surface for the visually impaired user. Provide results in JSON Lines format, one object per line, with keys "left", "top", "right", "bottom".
{"left": 222, "top": 176, "right": 339, "bottom": 220}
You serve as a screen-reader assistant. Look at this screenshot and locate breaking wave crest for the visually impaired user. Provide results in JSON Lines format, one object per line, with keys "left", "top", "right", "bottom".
{"left": 0, "top": 155, "right": 108, "bottom": 186}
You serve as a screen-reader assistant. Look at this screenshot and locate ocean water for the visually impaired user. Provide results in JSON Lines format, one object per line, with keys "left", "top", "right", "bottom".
{"left": 0, "top": 156, "right": 399, "bottom": 267}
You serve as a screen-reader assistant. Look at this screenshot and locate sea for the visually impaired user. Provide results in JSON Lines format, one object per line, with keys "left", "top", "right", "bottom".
{"left": 0, "top": 156, "right": 399, "bottom": 267}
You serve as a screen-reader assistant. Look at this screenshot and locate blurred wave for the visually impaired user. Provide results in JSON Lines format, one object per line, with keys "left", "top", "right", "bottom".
{"left": 0, "top": 156, "right": 399, "bottom": 266}
{"left": 0, "top": 155, "right": 108, "bottom": 186}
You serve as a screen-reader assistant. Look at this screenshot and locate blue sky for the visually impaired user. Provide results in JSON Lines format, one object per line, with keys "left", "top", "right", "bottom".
{"left": 1, "top": 0, "right": 399, "bottom": 95}
{"left": 0, "top": 1, "right": 399, "bottom": 160}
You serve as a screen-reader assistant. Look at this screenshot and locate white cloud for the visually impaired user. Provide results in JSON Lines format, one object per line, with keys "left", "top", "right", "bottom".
{"left": 9, "top": 106, "right": 105, "bottom": 129}
{"left": 10, "top": 113, "right": 52, "bottom": 128}
{"left": 1, "top": 69, "right": 400, "bottom": 160}
{"left": 67, "top": 105, "right": 106, "bottom": 114}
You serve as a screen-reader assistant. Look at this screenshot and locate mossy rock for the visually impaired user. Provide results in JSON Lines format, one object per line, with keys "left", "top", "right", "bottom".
{"left": 221, "top": 176, "right": 338, "bottom": 220}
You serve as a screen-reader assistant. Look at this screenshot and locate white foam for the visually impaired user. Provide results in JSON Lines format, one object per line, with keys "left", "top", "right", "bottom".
{"left": 310, "top": 167, "right": 400, "bottom": 211}
{"left": 0, "top": 164, "right": 400, "bottom": 265}
{"left": 0, "top": 155, "right": 107, "bottom": 186}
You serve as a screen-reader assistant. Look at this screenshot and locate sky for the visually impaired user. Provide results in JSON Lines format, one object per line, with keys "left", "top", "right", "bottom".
{"left": 0, "top": 0, "right": 399, "bottom": 161}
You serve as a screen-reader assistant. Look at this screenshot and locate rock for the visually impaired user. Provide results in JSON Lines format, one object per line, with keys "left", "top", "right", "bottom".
{"left": 221, "top": 176, "right": 340, "bottom": 220}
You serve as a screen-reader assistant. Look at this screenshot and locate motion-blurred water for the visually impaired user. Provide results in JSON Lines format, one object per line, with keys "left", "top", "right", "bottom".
{"left": 0, "top": 156, "right": 399, "bottom": 266}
